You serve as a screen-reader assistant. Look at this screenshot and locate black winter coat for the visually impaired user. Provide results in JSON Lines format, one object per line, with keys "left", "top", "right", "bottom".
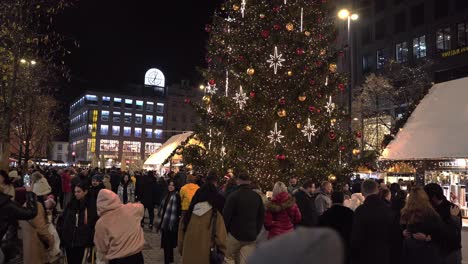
{"left": 110, "top": 170, "right": 121, "bottom": 193}
{"left": 434, "top": 199, "right": 462, "bottom": 256}
{"left": 294, "top": 188, "right": 318, "bottom": 227}
{"left": 173, "top": 171, "right": 187, "bottom": 190}
{"left": 153, "top": 178, "right": 168, "bottom": 207}
{"left": 136, "top": 175, "right": 156, "bottom": 207}
{"left": 47, "top": 171, "right": 62, "bottom": 198}
{"left": 351, "top": 194, "right": 398, "bottom": 264}
{"left": 223, "top": 184, "right": 264, "bottom": 242}
{"left": 59, "top": 196, "right": 98, "bottom": 248}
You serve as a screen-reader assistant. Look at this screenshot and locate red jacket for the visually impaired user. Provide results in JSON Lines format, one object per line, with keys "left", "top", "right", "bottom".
{"left": 264, "top": 192, "right": 302, "bottom": 240}
{"left": 61, "top": 172, "right": 72, "bottom": 193}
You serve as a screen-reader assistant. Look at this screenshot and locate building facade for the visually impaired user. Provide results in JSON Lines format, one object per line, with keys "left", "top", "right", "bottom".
{"left": 49, "top": 141, "right": 69, "bottom": 163}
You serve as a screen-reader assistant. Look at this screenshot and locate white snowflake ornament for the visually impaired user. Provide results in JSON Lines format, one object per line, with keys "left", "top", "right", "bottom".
{"left": 267, "top": 46, "right": 286, "bottom": 75}
{"left": 268, "top": 122, "right": 285, "bottom": 146}
{"left": 233, "top": 86, "right": 248, "bottom": 110}
{"left": 302, "top": 118, "right": 318, "bottom": 142}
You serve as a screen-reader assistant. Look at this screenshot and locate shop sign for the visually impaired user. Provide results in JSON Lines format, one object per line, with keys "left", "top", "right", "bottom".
{"left": 441, "top": 46, "right": 468, "bottom": 58}
{"left": 434, "top": 159, "right": 467, "bottom": 169}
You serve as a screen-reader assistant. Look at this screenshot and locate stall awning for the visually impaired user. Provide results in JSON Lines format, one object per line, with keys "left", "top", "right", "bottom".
{"left": 144, "top": 132, "right": 193, "bottom": 166}
{"left": 381, "top": 77, "right": 468, "bottom": 160}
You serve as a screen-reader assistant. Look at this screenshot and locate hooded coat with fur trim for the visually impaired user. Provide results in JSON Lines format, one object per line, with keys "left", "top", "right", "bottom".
{"left": 264, "top": 192, "right": 302, "bottom": 239}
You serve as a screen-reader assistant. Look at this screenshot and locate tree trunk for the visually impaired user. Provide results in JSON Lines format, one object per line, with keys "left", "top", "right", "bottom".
{"left": 0, "top": 112, "right": 12, "bottom": 170}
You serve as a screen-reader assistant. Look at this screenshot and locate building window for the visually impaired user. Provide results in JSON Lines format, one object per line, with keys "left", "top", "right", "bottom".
{"left": 85, "top": 95, "right": 98, "bottom": 105}
{"left": 436, "top": 27, "right": 452, "bottom": 52}
{"left": 101, "top": 111, "right": 109, "bottom": 122}
{"left": 146, "top": 102, "right": 154, "bottom": 112}
{"left": 154, "top": 129, "right": 163, "bottom": 139}
{"left": 146, "top": 115, "right": 153, "bottom": 125}
{"left": 124, "top": 113, "right": 132, "bottom": 124}
{"left": 434, "top": 0, "right": 449, "bottom": 19}
{"left": 100, "top": 140, "right": 119, "bottom": 152}
{"left": 394, "top": 12, "right": 406, "bottom": 33}
{"left": 57, "top": 154, "right": 63, "bottom": 161}
{"left": 145, "top": 129, "right": 152, "bottom": 139}
{"left": 411, "top": 3, "right": 425, "bottom": 27}
{"left": 375, "top": 19, "right": 386, "bottom": 40}
{"left": 125, "top": 99, "right": 133, "bottom": 109}
{"left": 123, "top": 127, "right": 131, "bottom": 137}
{"left": 362, "top": 55, "right": 370, "bottom": 73}
{"left": 122, "top": 141, "right": 141, "bottom": 153}
{"left": 112, "top": 126, "right": 120, "bottom": 136}
{"left": 156, "top": 116, "right": 164, "bottom": 126}
{"left": 113, "top": 112, "right": 121, "bottom": 123}
{"left": 457, "top": 22, "right": 468, "bottom": 47}
{"left": 361, "top": 26, "right": 372, "bottom": 45}
{"left": 395, "top": 42, "right": 408, "bottom": 63}
{"left": 58, "top": 144, "right": 63, "bottom": 151}
{"left": 376, "top": 49, "right": 386, "bottom": 69}
{"left": 102, "top": 96, "right": 111, "bottom": 107}
{"left": 135, "top": 128, "right": 142, "bottom": 138}
{"left": 100, "top": 125, "right": 109, "bottom": 136}
{"left": 136, "top": 100, "right": 143, "bottom": 111}
{"left": 114, "top": 98, "right": 122, "bottom": 108}
{"left": 157, "top": 103, "right": 164, "bottom": 113}
{"left": 413, "top": 35, "right": 427, "bottom": 58}
{"left": 135, "top": 114, "right": 143, "bottom": 124}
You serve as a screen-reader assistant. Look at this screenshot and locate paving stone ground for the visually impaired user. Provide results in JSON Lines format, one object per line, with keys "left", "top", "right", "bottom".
{"left": 141, "top": 226, "right": 181, "bottom": 264}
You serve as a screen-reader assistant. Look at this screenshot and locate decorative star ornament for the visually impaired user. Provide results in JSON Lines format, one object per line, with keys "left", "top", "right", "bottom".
{"left": 268, "top": 122, "right": 285, "bottom": 146}
{"left": 225, "top": 16, "right": 236, "bottom": 23}
{"left": 206, "top": 82, "right": 218, "bottom": 95}
{"left": 267, "top": 46, "right": 286, "bottom": 75}
{"left": 241, "top": 0, "right": 246, "bottom": 18}
{"left": 302, "top": 118, "right": 318, "bottom": 142}
{"left": 233, "top": 86, "right": 248, "bottom": 110}
{"left": 220, "top": 145, "right": 226, "bottom": 158}
{"left": 325, "top": 96, "right": 335, "bottom": 116}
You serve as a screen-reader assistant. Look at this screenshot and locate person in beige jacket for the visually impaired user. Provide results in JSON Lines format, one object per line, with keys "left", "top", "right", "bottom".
{"left": 94, "top": 189, "right": 145, "bottom": 264}
{"left": 178, "top": 183, "right": 227, "bottom": 264}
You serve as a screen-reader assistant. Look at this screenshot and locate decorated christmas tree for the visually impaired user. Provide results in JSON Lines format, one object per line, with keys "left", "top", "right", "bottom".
{"left": 183, "top": 0, "right": 358, "bottom": 186}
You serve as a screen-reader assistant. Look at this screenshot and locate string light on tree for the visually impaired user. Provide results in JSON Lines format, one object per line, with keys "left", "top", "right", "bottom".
{"left": 325, "top": 96, "right": 335, "bottom": 116}
{"left": 267, "top": 46, "right": 286, "bottom": 75}
{"left": 301, "top": 118, "right": 318, "bottom": 142}
{"left": 241, "top": 0, "right": 246, "bottom": 18}
{"left": 268, "top": 122, "right": 285, "bottom": 146}
{"left": 225, "top": 70, "right": 229, "bottom": 97}
{"left": 233, "top": 85, "right": 249, "bottom": 110}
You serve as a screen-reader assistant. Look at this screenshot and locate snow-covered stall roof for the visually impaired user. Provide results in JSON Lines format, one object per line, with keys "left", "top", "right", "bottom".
{"left": 381, "top": 77, "right": 468, "bottom": 160}
{"left": 144, "top": 132, "right": 193, "bottom": 166}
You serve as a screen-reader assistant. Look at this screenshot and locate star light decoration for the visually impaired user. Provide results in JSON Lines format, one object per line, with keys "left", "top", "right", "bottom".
{"left": 206, "top": 82, "right": 218, "bottom": 95}
{"left": 241, "top": 0, "right": 246, "bottom": 18}
{"left": 325, "top": 96, "right": 335, "bottom": 116}
{"left": 233, "top": 85, "right": 248, "bottom": 110}
{"left": 267, "top": 46, "right": 286, "bottom": 75}
{"left": 301, "top": 118, "right": 318, "bottom": 142}
{"left": 225, "top": 16, "right": 236, "bottom": 23}
{"left": 268, "top": 122, "right": 285, "bottom": 146}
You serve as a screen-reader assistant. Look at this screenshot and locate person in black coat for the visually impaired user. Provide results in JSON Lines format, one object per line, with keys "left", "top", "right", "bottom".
{"left": 153, "top": 176, "right": 168, "bottom": 208}
{"left": 351, "top": 180, "right": 399, "bottom": 264}
{"left": 135, "top": 171, "right": 157, "bottom": 229}
{"left": 173, "top": 168, "right": 187, "bottom": 190}
{"left": 294, "top": 180, "right": 318, "bottom": 227}
{"left": 109, "top": 167, "right": 121, "bottom": 194}
{"left": 205, "top": 170, "right": 225, "bottom": 213}
{"left": 47, "top": 169, "right": 62, "bottom": 202}
{"left": 319, "top": 191, "right": 354, "bottom": 263}
{"left": 0, "top": 187, "right": 38, "bottom": 262}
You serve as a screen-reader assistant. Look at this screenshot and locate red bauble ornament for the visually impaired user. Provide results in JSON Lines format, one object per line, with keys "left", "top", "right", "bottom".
{"left": 338, "top": 83, "right": 346, "bottom": 92}
{"left": 317, "top": 93, "right": 322, "bottom": 98}
{"left": 276, "top": 154, "right": 286, "bottom": 161}
{"left": 238, "top": 56, "right": 245, "bottom": 61}
{"left": 339, "top": 146, "right": 346, "bottom": 151}
{"left": 356, "top": 131, "right": 362, "bottom": 138}
{"left": 209, "top": 79, "right": 216, "bottom": 85}
{"left": 329, "top": 131, "right": 337, "bottom": 140}
{"left": 319, "top": 33, "right": 324, "bottom": 40}
{"left": 315, "top": 61, "right": 323, "bottom": 67}
{"left": 184, "top": 98, "right": 191, "bottom": 104}
{"left": 261, "top": 30, "right": 270, "bottom": 38}
{"left": 206, "top": 57, "right": 212, "bottom": 63}
{"left": 309, "top": 79, "right": 316, "bottom": 85}
{"left": 296, "top": 48, "right": 305, "bottom": 55}
{"left": 308, "top": 106, "right": 315, "bottom": 112}
{"left": 249, "top": 91, "right": 256, "bottom": 97}
{"left": 274, "top": 24, "right": 281, "bottom": 30}
{"left": 316, "top": 108, "right": 321, "bottom": 113}
{"left": 205, "top": 24, "right": 212, "bottom": 32}
{"left": 279, "top": 98, "right": 286, "bottom": 105}
{"left": 226, "top": 111, "right": 232, "bottom": 117}
{"left": 273, "top": 6, "right": 281, "bottom": 12}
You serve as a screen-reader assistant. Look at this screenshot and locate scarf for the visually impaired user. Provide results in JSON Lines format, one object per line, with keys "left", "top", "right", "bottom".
{"left": 157, "top": 192, "right": 180, "bottom": 231}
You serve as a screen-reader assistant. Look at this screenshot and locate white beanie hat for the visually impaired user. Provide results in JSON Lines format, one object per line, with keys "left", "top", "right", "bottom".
{"left": 32, "top": 177, "right": 52, "bottom": 196}
{"left": 8, "top": 170, "right": 19, "bottom": 179}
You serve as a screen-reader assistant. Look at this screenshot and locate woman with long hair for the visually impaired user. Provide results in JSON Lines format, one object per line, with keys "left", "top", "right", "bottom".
{"left": 178, "top": 183, "right": 227, "bottom": 264}
{"left": 264, "top": 182, "right": 301, "bottom": 240}
{"left": 118, "top": 174, "right": 135, "bottom": 204}
{"left": 157, "top": 180, "right": 181, "bottom": 264}
{"left": 400, "top": 187, "right": 445, "bottom": 264}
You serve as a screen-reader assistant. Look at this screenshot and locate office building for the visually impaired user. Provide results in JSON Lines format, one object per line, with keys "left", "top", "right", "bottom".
{"left": 49, "top": 141, "right": 69, "bottom": 163}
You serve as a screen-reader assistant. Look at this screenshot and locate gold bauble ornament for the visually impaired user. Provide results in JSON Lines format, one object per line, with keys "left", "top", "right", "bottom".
{"left": 304, "top": 31, "right": 311, "bottom": 36}
{"left": 245, "top": 125, "right": 252, "bottom": 132}
{"left": 287, "top": 71, "right": 293, "bottom": 76}
{"left": 221, "top": 6, "right": 226, "bottom": 11}
{"left": 296, "top": 123, "right": 302, "bottom": 129}
{"left": 233, "top": 4, "right": 240, "bottom": 11}
{"left": 330, "top": 118, "right": 337, "bottom": 125}
{"left": 328, "top": 174, "right": 337, "bottom": 182}
{"left": 286, "top": 23, "right": 294, "bottom": 31}
{"left": 320, "top": 49, "right": 327, "bottom": 56}
{"left": 202, "top": 95, "right": 211, "bottom": 104}
{"left": 247, "top": 68, "right": 255, "bottom": 76}
{"left": 259, "top": 13, "right": 265, "bottom": 19}
{"left": 329, "top": 63, "right": 337, "bottom": 73}
{"left": 353, "top": 149, "right": 361, "bottom": 156}
{"left": 277, "top": 109, "right": 287, "bottom": 117}
{"left": 298, "top": 94, "right": 307, "bottom": 102}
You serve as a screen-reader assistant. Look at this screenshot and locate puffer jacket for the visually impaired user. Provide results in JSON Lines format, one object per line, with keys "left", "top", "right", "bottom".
{"left": 264, "top": 192, "right": 302, "bottom": 240}
{"left": 180, "top": 183, "right": 200, "bottom": 211}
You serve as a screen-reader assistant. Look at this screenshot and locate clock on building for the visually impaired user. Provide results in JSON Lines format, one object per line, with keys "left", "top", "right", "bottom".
{"left": 145, "top": 68, "right": 165, "bottom": 87}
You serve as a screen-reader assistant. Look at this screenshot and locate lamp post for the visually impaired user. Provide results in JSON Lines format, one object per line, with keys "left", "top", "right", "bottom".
{"left": 338, "top": 9, "right": 359, "bottom": 131}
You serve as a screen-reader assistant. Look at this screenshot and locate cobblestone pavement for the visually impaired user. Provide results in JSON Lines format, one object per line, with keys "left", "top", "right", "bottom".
{"left": 141, "top": 226, "right": 181, "bottom": 264}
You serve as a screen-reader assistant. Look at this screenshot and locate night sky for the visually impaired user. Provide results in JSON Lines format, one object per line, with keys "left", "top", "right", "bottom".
{"left": 58, "top": 1, "right": 219, "bottom": 98}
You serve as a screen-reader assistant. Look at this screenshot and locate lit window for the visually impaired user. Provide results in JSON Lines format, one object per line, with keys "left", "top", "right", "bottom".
{"left": 135, "top": 128, "right": 142, "bottom": 138}
{"left": 113, "top": 112, "right": 121, "bottom": 123}
{"left": 376, "top": 49, "right": 386, "bottom": 69}
{"left": 101, "top": 111, "right": 109, "bottom": 122}
{"left": 145, "top": 143, "right": 162, "bottom": 154}
{"left": 154, "top": 129, "right": 163, "bottom": 139}
{"left": 114, "top": 98, "right": 122, "bottom": 107}
{"left": 135, "top": 114, "right": 143, "bottom": 124}
{"left": 112, "top": 126, "right": 120, "bottom": 136}
{"left": 457, "top": 22, "right": 468, "bottom": 47}
{"left": 146, "top": 102, "right": 154, "bottom": 112}
{"left": 100, "top": 125, "right": 109, "bottom": 136}
{"left": 145, "top": 129, "right": 152, "bottom": 138}
{"left": 124, "top": 113, "right": 132, "bottom": 124}
{"left": 413, "top": 35, "right": 427, "bottom": 58}
{"left": 395, "top": 42, "right": 408, "bottom": 63}
{"left": 157, "top": 103, "right": 164, "bottom": 113}
{"left": 102, "top": 96, "right": 111, "bottom": 107}
{"left": 100, "top": 140, "right": 119, "bottom": 152}
{"left": 125, "top": 99, "right": 133, "bottom": 109}
{"left": 122, "top": 141, "right": 141, "bottom": 153}
{"left": 436, "top": 27, "right": 452, "bottom": 52}
{"left": 123, "top": 127, "right": 131, "bottom": 137}
{"left": 136, "top": 100, "right": 143, "bottom": 110}
{"left": 156, "top": 116, "right": 164, "bottom": 126}
{"left": 85, "top": 95, "right": 98, "bottom": 105}
{"left": 146, "top": 115, "right": 153, "bottom": 125}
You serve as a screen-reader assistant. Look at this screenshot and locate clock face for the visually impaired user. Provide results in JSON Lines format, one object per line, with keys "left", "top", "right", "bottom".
{"left": 145, "top": 68, "right": 165, "bottom": 87}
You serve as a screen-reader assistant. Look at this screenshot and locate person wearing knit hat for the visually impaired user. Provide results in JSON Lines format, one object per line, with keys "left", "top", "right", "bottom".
{"left": 32, "top": 176, "right": 52, "bottom": 197}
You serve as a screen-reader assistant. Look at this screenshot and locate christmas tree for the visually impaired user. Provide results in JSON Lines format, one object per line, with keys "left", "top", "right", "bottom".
{"left": 185, "top": 0, "right": 358, "bottom": 186}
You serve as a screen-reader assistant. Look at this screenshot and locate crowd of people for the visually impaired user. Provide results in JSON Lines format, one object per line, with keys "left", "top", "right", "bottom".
{"left": 0, "top": 165, "right": 464, "bottom": 264}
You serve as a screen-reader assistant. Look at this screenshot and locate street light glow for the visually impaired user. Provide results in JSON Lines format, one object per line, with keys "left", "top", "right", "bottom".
{"left": 338, "top": 9, "right": 350, "bottom": 20}
{"left": 30, "top": 60, "right": 37, "bottom": 65}
{"left": 20, "top": 59, "right": 27, "bottom": 64}
{"left": 199, "top": 85, "right": 205, "bottom": 90}
{"left": 350, "top": 13, "right": 359, "bottom": 20}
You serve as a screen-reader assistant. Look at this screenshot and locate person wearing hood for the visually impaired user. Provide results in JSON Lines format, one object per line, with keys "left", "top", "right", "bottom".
{"left": 157, "top": 180, "right": 181, "bottom": 264}
{"left": 178, "top": 183, "right": 227, "bottom": 264}
{"left": 20, "top": 173, "right": 55, "bottom": 264}
{"left": 294, "top": 180, "right": 318, "bottom": 227}
{"left": 118, "top": 174, "right": 135, "bottom": 204}
{"left": 179, "top": 174, "right": 200, "bottom": 215}
{"left": 315, "top": 181, "right": 333, "bottom": 216}
{"left": 94, "top": 189, "right": 145, "bottom": 264}
{"left": 264, "top": 182, "right": 301, "bottom": 240}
